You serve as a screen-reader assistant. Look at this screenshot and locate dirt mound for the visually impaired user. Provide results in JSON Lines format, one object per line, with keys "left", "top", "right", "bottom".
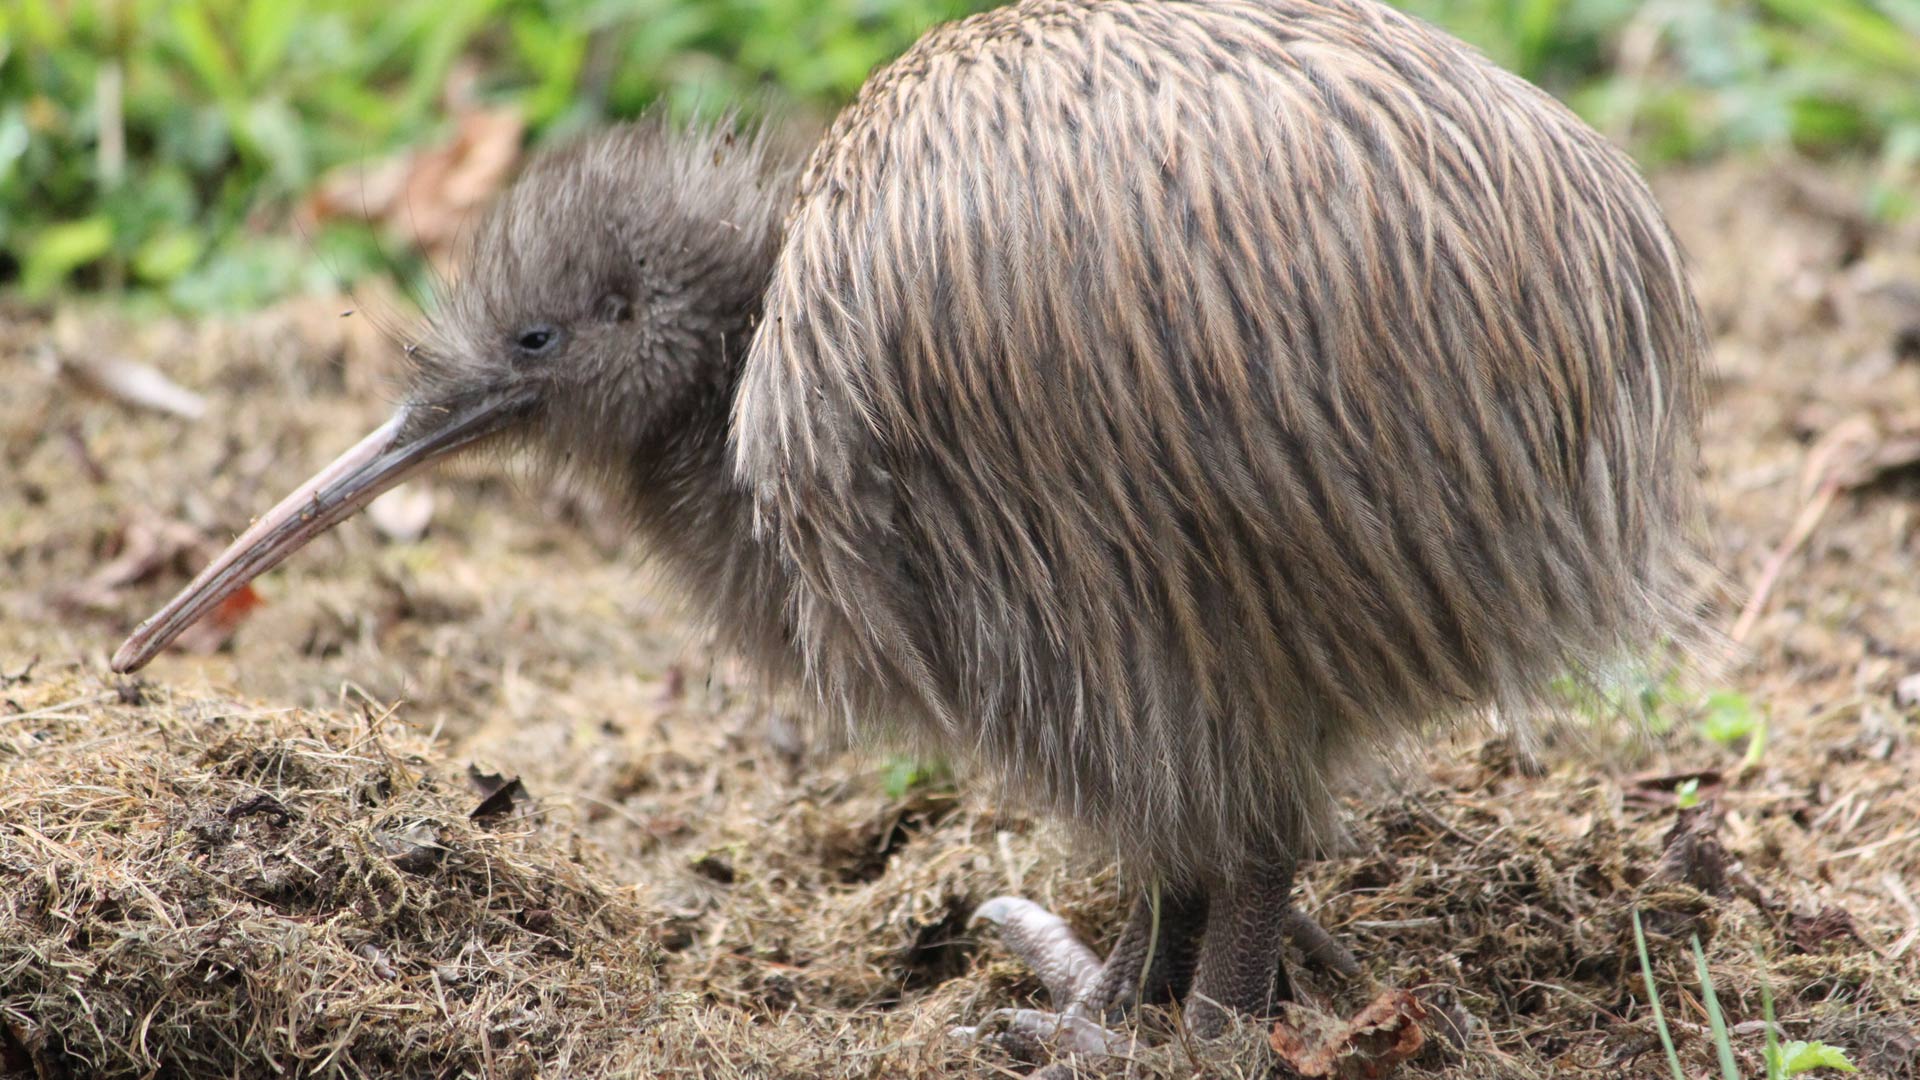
{"left": 0, "top": 673, "right": 659, "bottom": 1079}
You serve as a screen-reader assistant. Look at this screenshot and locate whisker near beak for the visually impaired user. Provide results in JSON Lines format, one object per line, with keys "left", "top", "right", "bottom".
{"left": 111, "top": 395, "right": 528, "bottom": 673}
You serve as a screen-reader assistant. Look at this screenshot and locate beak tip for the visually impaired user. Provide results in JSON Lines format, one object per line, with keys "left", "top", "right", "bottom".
{"left": 109, "top": 638, "right": 147, "bottom": 674}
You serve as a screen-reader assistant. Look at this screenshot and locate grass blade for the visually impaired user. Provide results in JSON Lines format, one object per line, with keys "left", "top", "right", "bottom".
{"left": 1634, "top": 909, "right": 1688, "bottom": 1080}
{"left": 1759, "top": 946, "right": 1782, "bottom": 1080}
{"left": 1693, "top": 935, "right": 1742, "bottom": 1080}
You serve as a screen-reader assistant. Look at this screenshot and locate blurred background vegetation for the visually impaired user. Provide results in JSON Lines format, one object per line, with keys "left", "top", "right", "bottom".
{"left": 2, "top": 0, "right": 1917, "bottom": 311}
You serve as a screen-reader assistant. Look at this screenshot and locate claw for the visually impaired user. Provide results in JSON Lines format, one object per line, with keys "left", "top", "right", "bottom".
{"left": 967, "top": 895, "right": 1028, "bottom": 928}
{"left": 971, "top": 895, "right": 1102, "bottom": 1002}
{"left": 949, "top": 1007, "right": 1133, "bottom": 1057}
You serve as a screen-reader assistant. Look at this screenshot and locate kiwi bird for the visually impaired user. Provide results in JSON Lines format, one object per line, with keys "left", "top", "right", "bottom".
{"left": 113, "top": 0, "right": 1707, "bottom": 1056}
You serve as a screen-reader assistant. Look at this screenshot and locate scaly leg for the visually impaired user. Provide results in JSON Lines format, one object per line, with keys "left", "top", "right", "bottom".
{"left": 1080, "top": 885, "right": 1208, "bottom": 1017}
{"left": 1186, "top": 854, "right": 1297, "bottom": 1036}
{"left": 958, "top": 856, "right": 1360, "bottom": 1064}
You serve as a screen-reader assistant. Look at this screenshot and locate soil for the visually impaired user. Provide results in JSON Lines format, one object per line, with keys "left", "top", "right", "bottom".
{"left": 3, "top": 157, "right": 1918, "bottom": 1078}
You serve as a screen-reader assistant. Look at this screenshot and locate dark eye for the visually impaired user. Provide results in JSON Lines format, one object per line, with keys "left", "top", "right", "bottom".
{"left": 514, "top": 324, "right": 560, "bottom": 356}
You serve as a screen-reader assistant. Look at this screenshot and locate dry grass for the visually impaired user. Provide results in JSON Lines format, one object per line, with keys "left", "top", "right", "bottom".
{"left": 0, "top": 674, "right": 660, "bottom": 1079}
{"left": 2, "top": 157, "right": 1919, "bottom": 1077}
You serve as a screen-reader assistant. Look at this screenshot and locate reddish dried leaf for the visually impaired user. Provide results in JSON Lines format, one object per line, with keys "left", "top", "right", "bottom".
{"left": 174, "top": 583, "right": 264, "bottom": 655}
{"left": 1788, "top": 905, "right": 1862, "bottom": 953}
{"left": 1270, "top": 989, "right": 1429, "bottom": 1079}
{"left": 303, "top": 106, "right": 524, "bottom": 264}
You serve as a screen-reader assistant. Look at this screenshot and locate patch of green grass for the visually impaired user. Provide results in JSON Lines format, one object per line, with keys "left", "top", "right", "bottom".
{"left": 1632, "top": 909, "right": 1860, "bottom": 1079}
{"left": 1408, "top": 0, "right": 1920, "bottom": 172}
{"left": 6, "top": 0, "right": 1917, "bottom": 308}
{"left": 1, "top": 0, "right": 998, "bottom": 308}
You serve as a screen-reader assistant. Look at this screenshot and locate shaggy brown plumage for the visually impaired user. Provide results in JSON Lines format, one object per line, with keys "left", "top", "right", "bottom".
{"left": 114, "top": 0, "right": 1709, "bottom": 1049}
{"left": 736, "top": 0, "right": 1706, "bottom": 880}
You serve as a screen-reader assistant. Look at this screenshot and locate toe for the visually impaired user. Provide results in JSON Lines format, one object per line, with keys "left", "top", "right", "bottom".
{"left": 971, "top": 895, "right": 1103, "bottom": 1003}
{"left": 950, "top": 1007, "right": 1132, "bottom": 1058}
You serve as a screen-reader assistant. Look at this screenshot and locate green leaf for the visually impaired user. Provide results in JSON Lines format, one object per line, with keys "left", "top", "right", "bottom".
{"left": 1675, "top": 778, "right": 1701, "bottom": 808}
{"left": 22, "top": 216, "right": 113, "bottom": 295}
{"left": 239, "top": 0, "right": 299, "bottom": 85}
{"left": 1768, "top": 1040, "right": 1860, "bottom": 1075}
{"left": 1759, "top": 944, "right": 1783, "bottom": 1080}
{"left": 167, "top": 1, "right": 244, "bottom": 105}
{"left": 878, "top": 754, "right": 951, "bottom": 799}
{"left": 881, "top": 756, "right": 929, "bottom": 799}
{"left": 1752, "top": 0, "right": 1920, "bottom": 79}
{"left": 132, "top": 227, "right": 204, "bottom": 283}
{"left": 1699, "top": 691, "right": 1760, "bottom": 748}
{"left": 238, "top": 98, "right": 308, "bottom": 186}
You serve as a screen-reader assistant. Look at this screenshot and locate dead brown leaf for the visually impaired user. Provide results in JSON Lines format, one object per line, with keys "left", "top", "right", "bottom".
{"left": 1651, "top": 805, "right": 1733, "bottom": 898}
{"left": 1270, "top": 990, "right": 1429, "bottom": 1079}
{"left": 1788, "top": 905, "right": 1863, "bottom": 953}
{"left": 58, "top": 515, "right": 210, "bottom": 613}
{"left": 303, "top": 106, "right": 525, "bottom": 266}
{"left": 468, "top": 765, "right": 528, "bottom": 821}
{"left": 59, "top": 354, "right": 207, "bottom": 420}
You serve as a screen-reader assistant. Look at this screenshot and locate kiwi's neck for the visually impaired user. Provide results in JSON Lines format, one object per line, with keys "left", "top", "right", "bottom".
{"left": 623, "top": 362, "right": 796, "bottom": 684}
{"left": 616, "top": 208, "right": 797, "bottom": 684}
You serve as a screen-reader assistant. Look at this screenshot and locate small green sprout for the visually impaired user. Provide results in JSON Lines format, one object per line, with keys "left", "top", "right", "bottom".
{"left": 880, "top": 755, "right": 950, "bottom": 799}
{"left": 1766, "top": 1041, "right": 1860, "bottom": 1077}
{"left": 1699, "top": 691, "right": 1768, "bottom": 764}
{"left": 1675, "top": 778, "right": 1702, "bottom": 808}
{"left": 1757, "top": 942, "right": 1860, "bottom": 1077}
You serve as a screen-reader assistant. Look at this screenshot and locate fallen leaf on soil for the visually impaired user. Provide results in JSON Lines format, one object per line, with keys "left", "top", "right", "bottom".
{"left": 375, "top": 820, "right": 447, "bottom": 874}
{"left": 1651, "top": 806, "right": 1733, "bottom": 898}
{"left": 1270, "top": 989, "right": 1429, "bottom": 1079}
{"left": 467, "top": 765, "right": 527, "bottom": 821}
{"left": 60, "top": 354, "right": 207, "bottom": 419}
{"left": 1788, "top": 905, "right": 1862, "bottom": 953}
{"left": 303, "top": 106, "right": 525, "bottom": 264}
{"left": 226, "top": 793, "right": 294, "bottom": 828}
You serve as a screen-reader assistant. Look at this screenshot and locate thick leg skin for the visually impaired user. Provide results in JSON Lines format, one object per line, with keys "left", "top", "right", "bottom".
{"left": 1187, "top": 856, "right": 1298, "bottom": 1036}
{"left": 960, "top": 858, "right": 1358, "bottom": 1064}
{"left": 1080, "top": 886, "right": 1207, "bottom": 1017}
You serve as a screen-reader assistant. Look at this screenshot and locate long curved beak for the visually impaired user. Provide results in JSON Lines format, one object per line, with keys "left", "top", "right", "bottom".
{"left": 111, "top": 395, "right": 527, "bottom": 673}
